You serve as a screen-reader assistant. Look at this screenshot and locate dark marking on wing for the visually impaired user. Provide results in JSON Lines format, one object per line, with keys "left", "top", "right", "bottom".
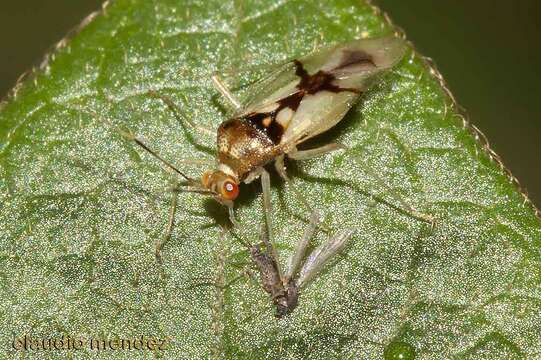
{"left": 335, "top": 49, "right": 375, "bottom": 71}
{"left": 247, "top": 112, "right": 285, "bottom": 144}
{"left": 294, "top": 60, "right": 361, "bottom": 94}
{"left": 244, "top": 90, "right": 304, "bottom": 144}
{"left": 277, "top": 91, "right": 304, "bottom": 112}
{"left": 294, "top": 59, "right": 310, "bottom": 78}
{"left": 242, "top": 58, "right": 364, "bottom": 145}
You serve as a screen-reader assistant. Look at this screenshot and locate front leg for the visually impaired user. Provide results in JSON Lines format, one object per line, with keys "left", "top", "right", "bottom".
{"left": 241, "top": 166, "right": 279, "bottom": 263}
{"left": 243, "top": 167, "right": 265, "bottom": 184}
{"left": 260, "top": 168, "right": 283, "bottom": 280}
{"left": 274, "top": 154, "right": 289, "bottom": 181}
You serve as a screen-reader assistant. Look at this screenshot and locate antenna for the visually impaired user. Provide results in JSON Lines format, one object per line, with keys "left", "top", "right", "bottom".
{"left": 88, "top": 109, "right": 205, "bottom": 189}
{"left": 131, "top": 136, "right": 194, "bottom": 183}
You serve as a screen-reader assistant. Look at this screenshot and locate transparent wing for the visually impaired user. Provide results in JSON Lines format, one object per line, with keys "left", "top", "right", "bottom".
{"left": 280, "top": 90, "right": 359, "bottom": 146}
{"left": 280, "top": 35, "right": 407, "bottom": 146}
{"left": 285, "top": 210, "right": 322, "bottom": 280}
{"left": 235, "top": 61, "right": 301, "bottom": 116}
{"left": 236, "top": 36, "right": 405, "bottom": 117}
{"left": 296, "top": 229, "right": 354, "bottom": 289}
{"left": 300, "top": 35, "right": 407, "bottom": 77}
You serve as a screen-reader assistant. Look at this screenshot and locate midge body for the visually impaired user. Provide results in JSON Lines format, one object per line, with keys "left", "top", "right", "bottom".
{"left": 251, "top": 211, "right": 353, "bottom": 317}
{"left": 115, "top": 35, "right": 409, "bottom": 258}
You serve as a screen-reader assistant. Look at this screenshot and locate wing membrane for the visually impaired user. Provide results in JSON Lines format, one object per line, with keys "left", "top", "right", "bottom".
{"left": 226, "top": 36, "right": 406, "bottom": 149}
{"left": 280, "top": 35, "right": 407, "bottom": 146}
{"left": 236, "top": 61, "right": 300, "bottom": 116}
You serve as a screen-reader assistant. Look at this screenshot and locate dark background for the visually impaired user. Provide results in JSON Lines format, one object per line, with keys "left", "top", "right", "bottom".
{"left": 1, "top": 1, "right": 539, "bottom": 207}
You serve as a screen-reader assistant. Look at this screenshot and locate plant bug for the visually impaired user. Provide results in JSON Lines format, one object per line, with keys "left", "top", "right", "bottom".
{"left": 102, "top": 35, "right": 432, "bottom": 260}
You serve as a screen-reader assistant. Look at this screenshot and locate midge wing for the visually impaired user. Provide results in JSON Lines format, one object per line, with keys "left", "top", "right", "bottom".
{"left": 285, "top": 210, "right": 321, "bottom": 280}
{"left": 280, "top": 35, "right": 407, "bottom": 146}
{"left": 296, "top": 229, "right": 354, "bottom": 289}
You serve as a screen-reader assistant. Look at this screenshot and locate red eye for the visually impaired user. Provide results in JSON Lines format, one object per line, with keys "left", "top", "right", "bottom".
{"left": 221, "top": 180, "right": 239, "bottom": 200}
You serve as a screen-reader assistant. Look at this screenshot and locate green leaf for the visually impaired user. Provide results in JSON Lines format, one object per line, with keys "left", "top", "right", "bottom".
{"left": 1, "top": 0, "right": 540, "bottom": 358}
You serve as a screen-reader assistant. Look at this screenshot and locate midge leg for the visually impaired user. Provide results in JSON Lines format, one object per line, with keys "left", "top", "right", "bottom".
{"left": 211, "top": 73, "right": 241, "bottom": 111}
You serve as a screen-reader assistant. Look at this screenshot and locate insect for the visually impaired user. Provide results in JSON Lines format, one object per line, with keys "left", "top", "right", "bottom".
{"left": 108, "top": 35, "right": 423, "bottom": 259}
{"left": 251, "top": 211, "right": 353, "bottom": 317}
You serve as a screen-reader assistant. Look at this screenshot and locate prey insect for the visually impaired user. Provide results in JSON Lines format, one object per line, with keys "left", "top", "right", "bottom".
{"left": 108, "top": 35, "right": 427, "bottom": 259}
{"left": 250, "top": 211, "right": 353, "bottom": 317}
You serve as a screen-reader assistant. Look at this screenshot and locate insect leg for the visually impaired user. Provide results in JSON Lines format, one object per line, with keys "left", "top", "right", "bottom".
{"left": 287, "top": 143, "right": 346, "bottom": 161}
{"left": 147, "top": 90, "right": 215, "bottom": 137}
{"left": 357, "top": 158, "right": 435, "bottom": 228}
{"left": 274, "top": 155, "right": 332, "bottom": 233}
{"left": 155, "top": 181, "right": 179, "bottom": 264}
{"left": 274, "top": 155, "right": 331, "bottom": 233}
{"left": 260, "top": 168, "right": 283, "bottom": 280}
{"left": 211, "top": 73, "right": 242, "bottom": 111}
{"left": 87, "top": 110, "right": 205, "bottom": 186}
{"left": 274, "top": 155, "right": 310, "bottom": 210}
{"left": 273, "top": 154, "right": 289, "bottom": 181}
{"left": 227, "top": 205, "right": 239, "bottom": 228}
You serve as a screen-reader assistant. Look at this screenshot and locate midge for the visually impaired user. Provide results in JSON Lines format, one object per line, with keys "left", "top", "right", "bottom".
{"left": 251, "top": 211, "right": 353, "bottom": 317}
{"left": 115, "top": 35, "right": 412, "bottom": 251}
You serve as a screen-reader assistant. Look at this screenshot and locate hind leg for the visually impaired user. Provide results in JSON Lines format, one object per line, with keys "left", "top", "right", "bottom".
{"left": 356, "top": 157, "right": 435, "bottom": 227}
{"left": 287, "top": 143, "right": 346, "bottom": 161}
{"left": 274, "top": 155, "right": 332, "bottom": 233}
{"left": 282, "top": 143, "right": 346, "bottom": 209}
{"left": 274, "top": 154, "right": 311, "bottom": 211}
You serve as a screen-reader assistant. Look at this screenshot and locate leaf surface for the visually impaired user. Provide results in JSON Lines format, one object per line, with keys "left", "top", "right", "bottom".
{"left": 1, "top": 0, "right": 540, "bottom": 358}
